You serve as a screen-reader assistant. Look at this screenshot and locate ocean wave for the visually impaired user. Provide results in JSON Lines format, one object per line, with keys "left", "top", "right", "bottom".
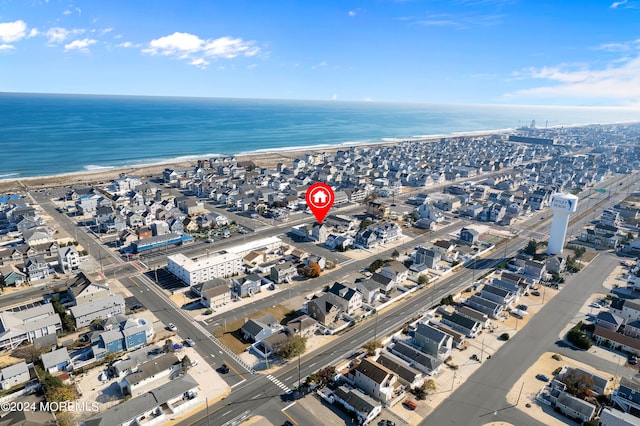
{"left": 0, "top": 173, "right": 20, "bottom": 181}
{"left": 84, "top": 165, "right": 116, "bottom": 171}
{"left": 119, "top": 153, "right": 223, "bottom": 169}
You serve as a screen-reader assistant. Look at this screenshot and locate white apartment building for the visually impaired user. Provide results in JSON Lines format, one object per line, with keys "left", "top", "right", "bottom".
{"left": 167, "top": 252, "right": 242, "bottom": 286}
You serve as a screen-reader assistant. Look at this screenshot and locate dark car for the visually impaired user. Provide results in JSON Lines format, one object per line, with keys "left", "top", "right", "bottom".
{"left": 531, "top": 291, "right": 541, "bottom": 296}
{"left": 629, "top": 355, "right": 638, "bottom": 365}
{"left": 378, "top": 421, "right": 396, "bottom": 426}
{"left": 536, "top": 374, "right": 550, "bottom": 382}
{"left": 283, "top": 421, "right": 294, "bottom": 426}
{"left": 218, "top": 364, "right": 230, "bottom": 374}
{"left": 517, "top": 304, "right": 528, "bottom": 311}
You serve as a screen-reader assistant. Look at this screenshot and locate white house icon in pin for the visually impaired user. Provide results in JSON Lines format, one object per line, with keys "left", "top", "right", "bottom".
{"left": 313, "top": 190, "right": 328, "bottom": 205}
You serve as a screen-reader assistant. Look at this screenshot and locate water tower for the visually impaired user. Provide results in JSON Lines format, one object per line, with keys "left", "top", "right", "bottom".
{"left": 547, "top": 193, "right": 579, "bottom": 255}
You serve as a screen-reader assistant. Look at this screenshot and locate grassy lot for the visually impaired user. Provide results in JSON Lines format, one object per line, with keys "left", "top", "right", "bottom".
{"left": 214, "top": 304, "right": 297, "bottom": 354}
{"left": 0, "top": 354, "right": 23, "bottom": 369}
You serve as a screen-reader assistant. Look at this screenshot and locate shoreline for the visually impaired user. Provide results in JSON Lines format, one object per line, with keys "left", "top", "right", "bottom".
{"left": 0, "top": 129, "right": 512, "bottom": 193}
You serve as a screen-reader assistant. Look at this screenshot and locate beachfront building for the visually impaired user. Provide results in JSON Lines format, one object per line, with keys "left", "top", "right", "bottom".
{"left": 167, "top": 252, "right": 242, "bottom": 286}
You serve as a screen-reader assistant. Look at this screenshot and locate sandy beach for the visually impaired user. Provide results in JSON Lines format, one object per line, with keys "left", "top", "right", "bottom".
{"left": 0, "top": 130, "right": 507, "bottom": 194}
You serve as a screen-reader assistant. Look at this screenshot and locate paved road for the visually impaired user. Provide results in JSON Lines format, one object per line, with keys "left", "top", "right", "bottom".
{"left": 423, "top": 253, "right": 621, "bottom": 426}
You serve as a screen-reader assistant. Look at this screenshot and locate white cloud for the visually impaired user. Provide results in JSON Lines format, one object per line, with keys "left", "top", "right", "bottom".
{"left": 508, "top": 55, "right": 640, "bottom": 105}
{"left": 63, "top": 10, "right": 72, "bottom": 15}
{"left": 348, "top": 10, "right": 357, "bottom": 17}
{"left": 100, "top": 28, "right": 114, "bottom": 35}
{"left": 28, "top": 28, "right": 39, "bottom": 38}
{"left": 189, "top": 57, "right": 209, "bottom": 69}
{"left": 363, "top": 97, "right": 374, "bottom": 102}
{"left": 332, "top": 93, "right": 337, "bottom": 100}
{"left": 117, "top": 41, "right": 134, "bottom": 48}
{"left": 594, "top": 39, "right": 640, "bottom": 52}
{"left": 247, "top": 63, "right": 257, "bottom": 69}
{"left": 143, "top": 32, "right": 260, "bottom": 67}
{"left": 0, "top": 43, "right": 15, "bottom": 51}
{"left": 312, "top": 60, "right": 328, "bottom": 69}
{"left": 64, "top": 38, "right": 97, "bottom": 52}
{"left": 44, "top": 27, "right": 85, "bottom": 44}
{"left": 610, "top": 0, "right": 640, "bottom": 8}
{"left": 0, "top": 20, "right": 27, "bottom": 43}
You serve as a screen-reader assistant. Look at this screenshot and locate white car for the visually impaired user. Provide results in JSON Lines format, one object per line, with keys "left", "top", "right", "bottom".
{"left": 167, "top": 323, "right": 177, "bottom": 332}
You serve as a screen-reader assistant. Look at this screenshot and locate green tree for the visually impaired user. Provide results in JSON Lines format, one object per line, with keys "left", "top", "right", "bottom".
{"left": 391, "top": 249, "right": 400, "bottom": 260}
{"left": 61, "top": 314, "right": 75, "bottom": 332}
{"left": 418, "top": 275, "right": 429, "bottom": 285}
{"left": 362, "top": 340, "right": 382, "bottom": 356}
{"left": 627, "top": 232, "right": 635, "bottom": 242}
{"left": 180, "top": 355, "right": 191, "bottom": 374}
{"left": 276, "top": 335, "right": 307, "bottom": 360}
{"left": 359, "top": 218, "right": 373, "bottom": 230}
{"left": 51, "top": 297, "right": 66, "bottom": 317}
{"left": 410, "top": 211, "right": 420, "bottom": 221}
{"left": 524, "top": 239, "right": 538, "bottom": 256}
{"left": 47, "top": 386, "right": 75, "bottom": 408}
{"left": 314, "top": 366, "right": 336, "bottom": 388}
{"left": 367, "top": 259, "right": 385, "bottom": 273}
{"left": 573, "top": 246, "right": 586, "bottom": 259}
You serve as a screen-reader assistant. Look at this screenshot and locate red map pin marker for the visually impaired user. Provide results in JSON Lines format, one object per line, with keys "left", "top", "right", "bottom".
{"left": 306, "top": 183, "right": 334, "bottom": 224}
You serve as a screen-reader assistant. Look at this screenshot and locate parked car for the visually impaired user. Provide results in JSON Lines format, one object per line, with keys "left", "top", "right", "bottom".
{"left": 536, "top": 374, "right": 550, "bottom": 382}
{"left": 531, "top": 291, "right": 541, "bottom": 296}
{"left": 629, "top": 355, "right": 638, "bottom": 365}
{"left": 191, "top": 359, "right": 198, "bottom": 367}
{"left": 378, "top": 421, "right": 396, "bottom": 426}
{"left": 517, "top": 304, "right": 528, "bottom": 311}
{"left": 403, "top": 399, "right": 417, "bottom": 410}
{"left": 185, "top": 337, "right": 196, "bottom": 347}
{"left": 167, "top": 323, "right": 177, "bottom": 332}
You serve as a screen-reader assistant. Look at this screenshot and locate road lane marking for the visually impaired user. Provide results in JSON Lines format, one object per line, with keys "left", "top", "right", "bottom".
{"left": 282, "top": 402, "right": 297, "bottom": 411}
{"left": 251, "top": 394, "right": 260, "bottom": 400}
{"left": 222, "top": 410, "right": 232, "bottom": 417}
{"left": 231, "top": 379, "right": 247, "bottom": 388}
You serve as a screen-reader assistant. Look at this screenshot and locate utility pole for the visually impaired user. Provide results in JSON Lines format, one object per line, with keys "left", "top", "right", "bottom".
{"left": 206, "top": 397, "right": 210, "bottom": 426}
{"left": 515, "top": 381, "right": 524, "bottom": 406}
{"left": 451, "top": 370, "right": 456, "bottom": 391}
{"left": 480, "top": 337, "right": 485, "bottom": 363}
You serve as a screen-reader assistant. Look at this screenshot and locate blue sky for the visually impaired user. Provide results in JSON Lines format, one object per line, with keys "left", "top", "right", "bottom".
{"left": 1, "top": 0, "right": 640, "bottom": 106}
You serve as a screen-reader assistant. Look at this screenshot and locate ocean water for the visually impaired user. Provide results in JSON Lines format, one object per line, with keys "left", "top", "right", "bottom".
{"left": 1, "top": 93, "right": 639, "bottom": 180}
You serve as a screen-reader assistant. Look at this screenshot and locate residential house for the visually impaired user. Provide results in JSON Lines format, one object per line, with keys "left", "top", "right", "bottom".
{"left": 57, "top": 246, "right": 80, "bottom": 273}
{"left": 598, "top": 407, "right": 639, "bottom": 426}
{"left": 555, "top": 391, "right": 596, "bottom": 423}
{"left": 350, "top": 358, "right": 402, "bottom": 406}
{"left": 379, "top": 261, "right": 409, "bottom": 285}
{"left": 439, "top": 312, "right": 481, "bottom": 338}
{"left": 479, "top": 284, "right": 517, "bottom": 306}
{"left": 413, "top": 322, "right": 453, "bottom": 360}
{"left": 41, "top": 347, "right": 72, "bottom": 374}
{"left": 332, "top": 385, "right": 382, "bottom": 426}
{"left": 389, "top": 341, "right": 443, "bottom": 376}
{"left": 24, "top": 255, "right": 52, "bottom": 281}
{"left": 270, "top": 261, "right": 297, "bottom": 284}
{"left": 232, "top": 274, "right": 262, "bottom": 297}
{"left": 0, "top": 304, "right": 63, "bottom": 351}
{"left": 240, "top": 314, "right": 281, "bottom": 342}
{"left": 415, "top": 247, "right": 441, "bottom": 270}
{"left": 459, "top": 228, "right": 480, "bottom": 245}
{"left": 612, "top": 376, "right": 640, "bottom": 416}
{"left": 328, "top": 282, "right": 363, "bottom": 315}
{"left": 304, "top": 255, "right": 327, "bottom": 271}
{"left": 596, "top": 311, "right": 624, "bottom": 331}
{"left": 67, "top": 272, "right": 110, "bottom": 306}
{"left": 354, "top": 279, "right": 381, "bottom": 304}
{"left": 366, "top": 202, "right": 390, "bottom": 219}
{"left": 465, "top": 295, "right": 505, "bottom": 319}
{"left": 119, "top": 353, "right": 180, "bottom": 397}
{"left": 199, "top": 280, "right": 231, "bottom": 309}
{"left": 611, "top": 298, "right": 640, "bottom": 323}
{"left": 355, "top": 229, "right": 378, "bottom": 249}
{"left": 0, "top": 265, "right": 27, "bottom": 287}
{"left": 593, "top": 326, "right": 640, "bottom": 356}
{"left": 306, "top": 293, "right": 344, "bottom": 326}
{"left": 523, "top": 260, "right": 547, "bottom": 281}
{"left": 0, "top": 361, "right": 30, "bottom": 390}
{"left": 456, "top": 306, "right": 491, "bottom": 329}
{"left": 312, "top": 223, "right": 330, "bottom": 243}
{"left": 370, "top": 273, "right": 395, "bottom": 295}
{"left": 545, "top": 255, "right": 566, "bottom": 274}
{"left": 285, "top": 314, "right": 317, "bottom": 338}
{"left": 375, "top": 353, "right": 424, "bottom": 389}
{"left": 69, "top": 294, "right": 126, "bottom": 328}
